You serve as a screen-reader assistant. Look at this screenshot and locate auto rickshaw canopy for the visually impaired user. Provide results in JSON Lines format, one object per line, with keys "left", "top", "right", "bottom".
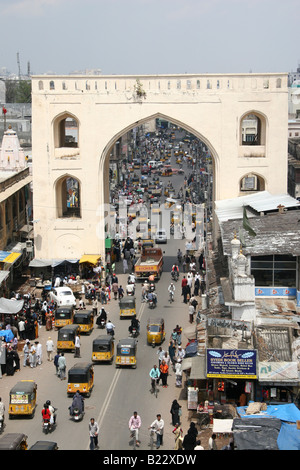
{"left": 57, "top": 324, "right": 80, "bottom": 339}
{"left": 73, "top": 310, "right": 94, "bottom": 324}
{"left": 55, "top": 306, "right": 74, "bottom": 319}
{"left": 68, "top": 362, "right": 94, "bottom": 381}
{"left": 119, "top": 296, "right": 136, "bottom": 308}
{"left": 0, "top": 433, "right": 28, "bottom": 450}
{"left": 147, "top": 317, "right": 165, "bottom": 331}
{"left": 92, "top": 335, "right": 114, "bottom": 351}
{"left": 116, "top": 338, "right": 138, "bottom": 354}
{"left": 29, "top": 440, "right": 58, "bottom": 450}
{"left": 10, "top": 380, "right": 37, "bottom": 397}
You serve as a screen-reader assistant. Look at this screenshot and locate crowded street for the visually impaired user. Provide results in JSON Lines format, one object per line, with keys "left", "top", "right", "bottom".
{"left": 0, "top": 125, "right": 222, "bottom": 451}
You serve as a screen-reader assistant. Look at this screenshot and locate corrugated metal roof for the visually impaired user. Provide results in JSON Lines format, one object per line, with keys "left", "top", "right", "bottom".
{"left": 215, "top": 191, "right": 300, "bottom": 222}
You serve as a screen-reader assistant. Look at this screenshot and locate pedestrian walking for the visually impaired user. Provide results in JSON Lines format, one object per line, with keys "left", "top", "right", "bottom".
{"left": 29, "top": 342, "right": 37, "bottom": 368}
{"left": 54, "top": 352, "right": 60, "bottom": 375}
{"left": 74, "top": 333, "right": 81, "bottom": 358}
{"left": 208, "top": 433, "right": 217, "bottom": 450}
{"left": 89, "top": 418, "right": 99, "bottom": 450}
{"left": 46, "top": 337, "right": 54, "bottom": 361}
{"left": 175, "top": 359, "right": 183, "bottom": 387}
{"left": 159, "top": 360, "right": 169, "bottom": 387}
{"left": 35, "top": 340, "right": 43, "bottom": 365}
{"left": 23, "top": 340, "right": 30, "bottom": 367}
{"left": 170, "top": 399, "right": 182, "bottom": 426}
{"left": 58, "top": 352, "right": 66, "bottom": 380}
{"left": 172, "top": 423, "right": 183, "bottom": 450}
{"left": 123, "top": 258, "right": 128, "bottom": 274}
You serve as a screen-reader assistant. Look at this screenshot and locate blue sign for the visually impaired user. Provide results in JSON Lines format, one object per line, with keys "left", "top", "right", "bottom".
{"left": 255, "top": 287, "right": 296, "bottom": 297}
{"left": 206, "top": 349, "right": 257, "bottom": 379}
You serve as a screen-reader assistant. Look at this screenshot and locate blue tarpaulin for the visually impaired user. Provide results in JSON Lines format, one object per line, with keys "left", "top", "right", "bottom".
{"left": 237, "top": 403, "right": 300, "bottom": 423}
{"left": 0, "top": 329, "right": 14, "bottom": 342}
{"left": 277, "top": 422, "right": 300, "bottom": 450}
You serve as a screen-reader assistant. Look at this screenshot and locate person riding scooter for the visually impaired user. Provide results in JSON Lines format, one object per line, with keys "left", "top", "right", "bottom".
{"left": 147, "top": 291, "right": 157, "bottom": 307}
{"left": 128, "top": 317, "right": 140, "bottom": 336}
{"left": 96, "top": 307, "right": 107, "bottom": 327}
{"left": 69, "top": 391, "right": 84, "bottom": 417}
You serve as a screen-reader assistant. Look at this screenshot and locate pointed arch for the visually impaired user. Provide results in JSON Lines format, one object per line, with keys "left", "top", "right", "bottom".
{"left": 55, "top": 173, "right": 81, "bottom": 218}
{"left": 53, "top": 111, "right": 80, "bottom": 149}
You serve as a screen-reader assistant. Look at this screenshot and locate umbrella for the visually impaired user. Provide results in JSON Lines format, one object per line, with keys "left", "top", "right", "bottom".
{"left": 0, "top": 329, "right": 14, "bottom": 342}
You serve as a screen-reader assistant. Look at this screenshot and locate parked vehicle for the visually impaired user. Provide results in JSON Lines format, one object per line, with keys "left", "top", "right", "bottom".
{"left": 49, "top": 287, "right": 76, "bottom": 308}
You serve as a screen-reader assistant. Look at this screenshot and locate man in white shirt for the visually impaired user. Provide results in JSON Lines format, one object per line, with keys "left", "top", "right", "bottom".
{"left": 74, "top": 334, "right": 81, "bottom": 358}
{"left": 149, "top": 414, "right": 164, "bottom": 449}
{"left": 46, "top": 337, "right": 54, "bottom": 361}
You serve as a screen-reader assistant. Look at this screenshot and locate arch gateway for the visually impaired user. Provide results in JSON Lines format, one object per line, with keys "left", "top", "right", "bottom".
{"left": 32, "top": 73, "right": 288, "bottom": 262}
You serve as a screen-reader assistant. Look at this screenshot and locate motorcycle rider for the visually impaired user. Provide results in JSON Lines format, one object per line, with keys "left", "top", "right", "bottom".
{"left": 128, "top": 317, "right": 140, "bottom": 336}
{"left": 168, "top": 282, "right": 175, "bottom": 300}
{"left": 106, "top": 319, "right": 115, "bottom": 336}
{"left": 42, "top": 403, "right": 51, "bottom": 425}
{"left": 96, "top": 307, "right": 107, "bottom": 327}
{"left": 147, "top": 290, "right": 157, "bottom": 307}
{"left": 46, "top": 399, "right": 56, "bottom": 425}
{"left": 69, "top": 390, "right": 84, "bottom": 417}
{"left": 171, "top": 264, "right": 179, "bottom": 279}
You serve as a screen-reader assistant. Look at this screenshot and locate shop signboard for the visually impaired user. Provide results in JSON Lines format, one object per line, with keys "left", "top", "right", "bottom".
{"left": 206, "top": 349, "right": 257, "bottom": 379}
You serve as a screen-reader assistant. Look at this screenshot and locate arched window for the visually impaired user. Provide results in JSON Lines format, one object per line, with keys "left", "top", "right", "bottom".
{"left": 53, "top": 113, "right": 79, "bottom": 148}
{"left": 50, "top": 80, "right": 55, "bottom": 90}
{"left": 38, "top": 80, "right": 44, "bottom": 90}
{"left": 240, "top": 173, "right": 265, "bottom": 192}
{"left": 240, "top": 112, "right": 266, "bottom": 146}
{"left": 56, "top": 175, "right": 81, "bottom": 218}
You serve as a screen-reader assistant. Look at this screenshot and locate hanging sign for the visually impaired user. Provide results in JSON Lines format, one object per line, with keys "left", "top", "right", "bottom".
{"left": 206, "top": 349, "right": 257, "bottom": 379}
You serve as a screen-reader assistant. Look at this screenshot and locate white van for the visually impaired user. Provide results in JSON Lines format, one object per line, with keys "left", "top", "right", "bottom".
{"left": 148, "top": 160, "right": 158, "bottom": 169}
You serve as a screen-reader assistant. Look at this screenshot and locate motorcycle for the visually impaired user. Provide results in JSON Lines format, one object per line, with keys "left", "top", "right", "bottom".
{"left": 72, "top": 407, "right": 84, "bottom": 422}
{"left": 171, "top": 271, "right": 179, "bottom": 282}
{"left": 97, "top": 318, "right": 106, "bottom": 329}
{"left": 131, "top": 327, "right": 138, "bottom": 338}
{"left": 107, "top": 328, "right": 115, "bottom": 337}
{"left": 42, "top": 410, "right": 57, "bottom": 434}
{"left": 149, "top": 283, "right": 155, "bottom": 293}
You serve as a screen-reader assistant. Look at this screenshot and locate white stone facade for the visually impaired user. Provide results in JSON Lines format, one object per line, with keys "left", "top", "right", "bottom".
{"left": 31, "top": 73, "right": 289, "bottom": 262}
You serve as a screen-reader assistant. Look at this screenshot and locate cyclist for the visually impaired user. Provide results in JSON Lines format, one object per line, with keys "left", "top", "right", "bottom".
{"left": 149, "top": 365, "right": 160, "bottom": 393}
{"left": 129, "top": 411, "right": 141, "bottom": 447}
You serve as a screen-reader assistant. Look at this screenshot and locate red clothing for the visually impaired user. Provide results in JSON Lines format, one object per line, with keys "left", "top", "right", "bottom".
{"left": 42, "top": 408, "right": 51, "bottom": 421}
{"left": 181, "top": 278, "right": 187, "bottom": 287}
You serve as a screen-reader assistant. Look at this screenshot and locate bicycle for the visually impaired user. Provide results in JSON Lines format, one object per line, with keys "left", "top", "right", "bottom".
{"left": 149, "top": 427, "right": 156, "bottom": 450}
{"left": 169, "top": 291, "right": 174, "bottom": 303}
{"left": 130, "top": 428, "right": 137, "bottom": 450}
{"left": 151, "top": 378, "right": 159, "bottom": 398}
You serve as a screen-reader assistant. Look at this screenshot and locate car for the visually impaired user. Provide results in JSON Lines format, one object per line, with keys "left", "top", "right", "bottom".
{"left": 155, "top": 229, "right": 167, "bottom": 244}
{"left": 49, "top": 286, "right": 76, "bottom": 307}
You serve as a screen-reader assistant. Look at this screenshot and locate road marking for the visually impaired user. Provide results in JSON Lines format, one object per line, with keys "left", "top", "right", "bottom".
{"left": 86, "top": 296, "right": 146, "bottom": 449}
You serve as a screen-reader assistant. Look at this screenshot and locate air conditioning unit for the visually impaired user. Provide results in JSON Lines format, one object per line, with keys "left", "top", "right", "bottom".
{"left": 241, "top": 175, "right": 257, "bottom": 191}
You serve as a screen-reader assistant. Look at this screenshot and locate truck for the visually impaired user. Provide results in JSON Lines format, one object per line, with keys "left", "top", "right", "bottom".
{"left": 134, "top": 247, "right": 164, "bottom": 280}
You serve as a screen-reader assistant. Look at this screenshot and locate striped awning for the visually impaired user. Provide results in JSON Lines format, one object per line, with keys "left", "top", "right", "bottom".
{"left": 0, "top": 251, "right": 22, "bottom": 264}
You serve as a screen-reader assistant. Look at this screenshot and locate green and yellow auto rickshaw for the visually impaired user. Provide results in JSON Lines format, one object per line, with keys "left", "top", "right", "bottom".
{"left": 8, "top": 380, "right": 37, "bottom": 419}
{"left": 73, "top": 310, "right": 94, "bottom": 335}
{"left": 57, "top": 324, "right": 80, "bottom": 352}
{"left": 115, "top": 338, "right": 137, "bottom": 368}
{"left": 92, "top": 335, "right": 114, "bottom": 363}
{"left": 119, "top": 296, "right": 136, "bottom": 319}
{"left": 67, "top": 362, "right": 94, "bottom": 397}
{"left": 147, "top": 317, "right": 166, "bottom": 348}
{"left": 54, "top": 306, "right": 74, "bottom": 329}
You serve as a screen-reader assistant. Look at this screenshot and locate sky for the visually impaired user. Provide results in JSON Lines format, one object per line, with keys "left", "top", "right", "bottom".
{"left": 0, "top": 0, "right": 299, "bottom": 76}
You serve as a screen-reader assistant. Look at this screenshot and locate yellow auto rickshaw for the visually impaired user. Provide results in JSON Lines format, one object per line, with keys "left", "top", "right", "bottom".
{"left": 115, "top": 338, "right": 137, "bottom": 368}
{"left": 57, "top": 324, "right": 80, "bottom": 352}
{"left": 54, "top": 306, "right": 74, "bottom": 329}
{"left": 67, "top": 362, "right": 94, "bottom": 397}
{"left": 161, "top": 166, "right": 173, "bottom": 177}
{"left": 147, "top": 318, "right": 166, "bottom": 348}
{"left": 119, "top": 296, "right": 136, "bottom": 319}
{"left": 73, "top": 310, "right": 94, "bottom": 335}
{"left": 8, "top": 380, "right": 37, "bottom": 419}
{"left": 0, "top": 433, "right": 28, "bottom": 450}
{"left": 92, "top": 335, "right": 114, "bottom": 363}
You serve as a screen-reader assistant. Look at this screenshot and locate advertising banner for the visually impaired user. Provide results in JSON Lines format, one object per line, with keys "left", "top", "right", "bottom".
{"left": 207, "top": 349, "right": 257, "bottom": 379}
